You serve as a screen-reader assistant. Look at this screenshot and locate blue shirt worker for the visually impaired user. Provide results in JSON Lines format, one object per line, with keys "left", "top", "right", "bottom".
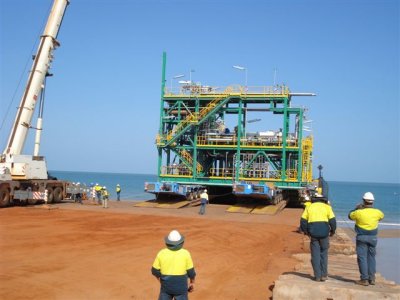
{"left": 198, "top": 189, "right": 209, "bottom": 215}
{"left": 300, "top": 194, "right": 336, "bottom": 282}
{"left": 152, "top": 230, "right": 196, "bottom": 300}
{"left": 116, "top": 184, "right": 121, "bottom": 201}
{"left": 348, "top": 192, "right": 384, "bottom": 286}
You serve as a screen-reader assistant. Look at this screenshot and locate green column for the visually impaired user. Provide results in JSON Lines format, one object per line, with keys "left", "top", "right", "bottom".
{"left": 297, "top": 109, "right": 303, "bottom": 182}
{"left": 281, "top": 96, "right": 288, "bottom": 180}
{"left": 157, "top": 52, "right": 166, "bottom": 178}
{"left": 235, "top": 99, "right": 243, "bottom": 180}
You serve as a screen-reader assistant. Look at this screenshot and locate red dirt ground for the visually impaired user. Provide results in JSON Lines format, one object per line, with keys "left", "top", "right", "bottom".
{"left": 0, "top": 202, "right": 304, "bottom": 299}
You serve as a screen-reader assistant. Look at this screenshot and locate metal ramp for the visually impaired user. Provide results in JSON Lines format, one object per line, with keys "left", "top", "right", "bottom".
{"left": 226, "top": 204, "right": 256, "bottom": 213}
{"left": 133, "top": 200, "right": 190, "bottom": 209}
{"left": 251, "top": 201, "right": 287, "bottom": 215}
{"left": 226, "top": 201, "right": 287, "bottom": 215}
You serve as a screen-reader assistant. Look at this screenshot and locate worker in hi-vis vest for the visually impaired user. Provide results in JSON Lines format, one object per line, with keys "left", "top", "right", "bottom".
{"left": 300, "top": 194, "right": 336, "bottom": 282}
{"left": 116, "top": 184, "right": 121, "bottom": 201}
{"left": 348, "top": 192, "right": 384, "bottom": 286}
{"left": 152, "top": 230, "right": 196, "bottom": 299}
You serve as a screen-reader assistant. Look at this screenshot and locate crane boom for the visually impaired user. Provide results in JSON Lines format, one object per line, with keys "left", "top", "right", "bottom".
{"left": 4, "top": 0, "right": 69, "bottom": 156}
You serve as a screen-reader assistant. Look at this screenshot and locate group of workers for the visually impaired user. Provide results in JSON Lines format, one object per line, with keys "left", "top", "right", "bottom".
{"left": 93, "top": 183, "right": 122, "bottom": 208}
{"left": 300, "top": 190, "right": 384, "bottom": 286}
{"left": 150, "top": 190, "right": 384, "bottom": 299}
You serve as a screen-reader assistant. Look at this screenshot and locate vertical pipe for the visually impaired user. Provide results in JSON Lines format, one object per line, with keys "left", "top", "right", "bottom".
{"left": 157, "top": 52, "right": 166, "bottom": 178}
{"left": 235, "top": 100, "right": 243, "bottom": 180}
{"left": 297, "top": 109, "right": 304, "bottom": 182}
{"left": 281, "top": 96, "right": 288, "bottom": 180}
{"left": 159, "top": 52, "right": 166, "bottom": 134}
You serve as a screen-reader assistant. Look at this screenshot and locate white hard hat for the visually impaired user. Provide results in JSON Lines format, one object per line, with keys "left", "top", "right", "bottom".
{"left": 204, "top": 189, "right": 207, "bottom": 193}
{"left": 103, "top": 186, "right": 106, "bottom": 189}
{"left": 117, "top": 184, "right": 120, "bottom": 186}
{"left": 363, "top": 192, "right": 374, "bottom": 203}
{"left": 165, "top": 230, "right": 184, "bottom": 245}
{"left": 305, "top": 196, "right": 311, "bottom": 201}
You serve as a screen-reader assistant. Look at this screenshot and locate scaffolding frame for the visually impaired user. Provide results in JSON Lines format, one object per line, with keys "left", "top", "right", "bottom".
{"left": 156, "top": 53, "right": 313, "bottom": 189}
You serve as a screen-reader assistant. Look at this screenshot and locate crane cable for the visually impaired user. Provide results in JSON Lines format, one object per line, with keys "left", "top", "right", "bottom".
{"left": 0, "top": 1, "right": 54, "bottom": 134}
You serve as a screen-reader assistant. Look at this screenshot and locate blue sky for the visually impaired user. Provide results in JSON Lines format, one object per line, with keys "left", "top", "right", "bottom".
{"left": 0, "top": 0, "right": 399, "bottom": 183}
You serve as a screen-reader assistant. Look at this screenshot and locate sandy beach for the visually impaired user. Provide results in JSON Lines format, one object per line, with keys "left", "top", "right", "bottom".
{"left": 0, "top": 201, "right": 306, "bottom": 300}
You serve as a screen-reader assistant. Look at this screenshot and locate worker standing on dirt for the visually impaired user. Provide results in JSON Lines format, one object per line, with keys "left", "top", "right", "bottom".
{"left": 152, "top": 230, "right": 196, "bottom": 299}
{"left": 116, "top": 184, "right": 121, "bottom": 201}
{"left": 198, "top": 189, "right": 209, "bottom": 215}
{"left": 348, "top": 192, "right": 384, "bottom": 286}
{"left": 300, "top": 194, "right": 336, "bottom": 282}
{"left": 95, "top": 183, "right": 102, "bottom": 204}
{"left": 102, "top": 186, "right": 109, "bottom": 208}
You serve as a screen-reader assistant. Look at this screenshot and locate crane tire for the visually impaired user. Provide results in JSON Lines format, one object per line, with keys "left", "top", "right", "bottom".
{"left": 27, "top": 198, "right": 38, "bottom": 205}
{"left": 0, "top": 186, "right": 10, "bottom": 208}
{"left": 53, "top": 187, "right": 63, "bottom": 202}
{"left": 46, "top": 187, "right": 54, "bottom": 204}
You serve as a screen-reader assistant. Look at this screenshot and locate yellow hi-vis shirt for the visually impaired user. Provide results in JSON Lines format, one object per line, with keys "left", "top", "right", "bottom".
{"left": 152, "top": 248, "right": 194, "bottom": 276}
{"left": 301, "top": 201, "right": 336, "bottom": 238}
{"left": 349, "top": 208, "right": 384, "bottom": 231}
{"left": 301, "top": 202, "right": 335, "bottom": 223}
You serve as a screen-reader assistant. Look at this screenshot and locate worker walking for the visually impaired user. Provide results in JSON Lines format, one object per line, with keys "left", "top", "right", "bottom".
{"left": 300, "top": 194, "right": 336, "bottom": 282}
{"left": 151, "top": 230, "right": 196, "bottom": 299}
{"left": 348, "top": 192, "right": 384, "bottom": 286}
{"left": 198, "top": 189, "right": 209, "bottom": 215}
{"left": 116, "top": 184, "right": 121, "bottom": 201}
{"left": 102, "top": 186, "right": 109, "bottom": 208}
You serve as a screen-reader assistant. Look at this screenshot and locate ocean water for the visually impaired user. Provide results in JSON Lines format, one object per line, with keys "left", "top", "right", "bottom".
{"left": 51, "top": 170, "right": 157, "bottom": 201}
{"left": 328, "top": 181, "right": 400, "bottom": 226}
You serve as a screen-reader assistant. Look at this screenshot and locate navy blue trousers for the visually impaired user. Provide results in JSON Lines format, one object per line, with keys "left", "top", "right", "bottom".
{"left": 310, "top": 236, "right": 329, "bottom": 279}
{"left": 356, "top": 234, "right": 378, "bottom": 280}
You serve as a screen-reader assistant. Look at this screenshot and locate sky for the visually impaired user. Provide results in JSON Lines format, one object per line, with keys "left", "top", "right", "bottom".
{"left": 0, "top": 0, "right": 399, "bottom": 183}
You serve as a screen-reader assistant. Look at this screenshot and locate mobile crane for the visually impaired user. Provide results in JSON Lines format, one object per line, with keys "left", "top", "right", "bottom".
{"left": 0, "top": 0, "right": 71, "bottom": 207}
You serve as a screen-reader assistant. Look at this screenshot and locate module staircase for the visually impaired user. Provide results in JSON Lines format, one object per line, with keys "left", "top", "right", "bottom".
{"left": 162, "top": 87, "right": 233, "bottom": 146}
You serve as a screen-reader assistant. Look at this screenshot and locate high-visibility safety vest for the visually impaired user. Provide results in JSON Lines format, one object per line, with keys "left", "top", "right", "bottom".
{"left": 301, "top": 201, "right": 336, "bottom": 238}
{"left": 200, "top": 192, "right": 208, "bottom": 200}
{"left": 116, "top": 186, "right": 121, "bottom": 193}
{"left": 152, "top": 248, "right": 196, "bottom": 295}
{"left": 349, "top": 207, "right": 384, "bottom": 235}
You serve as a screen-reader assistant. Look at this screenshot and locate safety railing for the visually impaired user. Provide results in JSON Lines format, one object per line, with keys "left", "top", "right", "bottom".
{"left": 209, "top": 168, "right": 235, "bottom": 178}
{"left": 164, "top": 87, "right": 232, "bottom": 142}
{"left": 180, "top": 149, "right": 203, "bottom": 173}
{"left": 286, "top": 169, "right": 298, "bottom": 181}
{"left": 240, "top": 169, "right": 282, "bottom": 180}
{"left": 301, "top": 136, "right": 313, "bottom": 183}
{"left": 164, "top": 85, "right": 290, "bottom": 96}
{"left": 197, "top": 134, "right": 298, "bottom": 148}
{"left": 161, "top": 165, "right": 192, "bottom": 176}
